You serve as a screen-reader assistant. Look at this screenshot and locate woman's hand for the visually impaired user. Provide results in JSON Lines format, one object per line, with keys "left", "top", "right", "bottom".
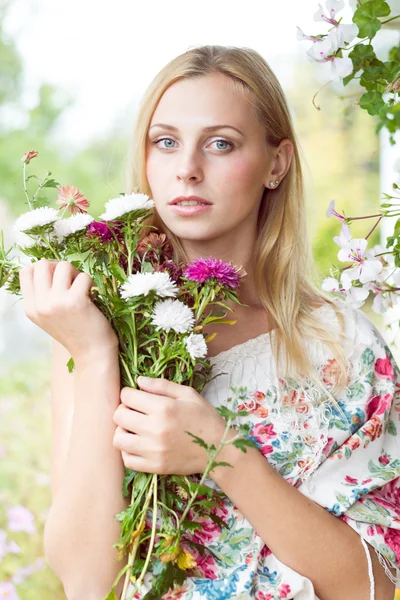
{"left": 19, "top": 259, "right": 118, "bottom": 361}
{"left": 112, "top": 377, "right": 228, "bottom": 475}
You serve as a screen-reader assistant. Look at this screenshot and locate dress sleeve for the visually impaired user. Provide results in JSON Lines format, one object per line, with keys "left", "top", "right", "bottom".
{"left": 299, "top": 305, "right": 400, "bottom": 587}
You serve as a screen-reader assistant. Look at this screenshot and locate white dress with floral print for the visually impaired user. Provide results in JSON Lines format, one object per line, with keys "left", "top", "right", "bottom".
{"left": 132, "top": 302, "right": 400, "bottom": 599}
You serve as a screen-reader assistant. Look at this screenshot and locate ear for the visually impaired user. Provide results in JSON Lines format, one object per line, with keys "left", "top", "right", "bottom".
{"left": 264, "top": 139, "right": 294, "bottom": 189}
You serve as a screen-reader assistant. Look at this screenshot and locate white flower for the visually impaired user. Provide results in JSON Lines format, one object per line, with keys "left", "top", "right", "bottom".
{"left": 331, "top": 23, "right": 358, "bottom": 46}
{"left": 306, "top": 29, "right": 355, "bottom": 80}
{"left": 151, "top": 298, "right": 195, "bottom": 333}
{"left": 337, "top": 238, "right": 383, "bottom": 283}
{"left": 120, "top": 272, "right": 178, "bottom": 299}
{"left": 53, "top": 214, "right": 94, "bottom": 240}
{"left": 322, "top": 271, "right": 369, "bottom": 308}
{"left": 99, "top": 193, "right": 154, "bottom": 221}
{"left": 184, "top": 332, "right": 208, "bottom": 360}
{"left": 15, "top": 231, "right": 37, "bottom": 248}
{"left": 13, "top": 207, "right": 60, "bottom": 233}
{"left": 314, "top": 1, "right": 344, "bottom": 23}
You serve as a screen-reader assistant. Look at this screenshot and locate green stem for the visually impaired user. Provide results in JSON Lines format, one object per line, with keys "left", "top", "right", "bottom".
{"left": 381, "top": 14, "right": 400, "bottom": 25}
{"left": 22, "top": 163, "right": 32, "bottom": 210}
{"left": 130, "top": 474, "right": 159, "bottom": 597}
{"left": 42, "top": 234, "right": 62, "bottom": 260}
{"left": 121, "top": 476, "right": 154, "bottom": 600}
{"left": 178, "top": 419, "right": 233, "bottom": 526}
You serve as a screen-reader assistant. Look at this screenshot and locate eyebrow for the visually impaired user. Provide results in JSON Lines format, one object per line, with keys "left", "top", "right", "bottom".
{"left": 149, "top": 123, "right": 244, "bottom": 137}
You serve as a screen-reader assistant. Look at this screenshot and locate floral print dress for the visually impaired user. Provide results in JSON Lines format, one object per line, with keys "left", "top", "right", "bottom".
{"left": 132, "top": 301, "right": 400, "bottom": 599}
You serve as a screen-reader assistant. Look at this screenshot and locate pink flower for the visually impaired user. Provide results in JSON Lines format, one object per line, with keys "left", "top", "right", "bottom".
{"left": 379, "top": 454, "right": 390, "bottom": 466}
{"left": 7, "top": 505, "right": 36, "bottom": 535}
{"left": 183, "top": 257, "right": 243, "bottom": 289}
{"left": 366, "top": 393, "right": 392, "bottom": 420}
{"left": 384, "top": 529, "right": 400, "bottom": 562}
{"left": 22, "top": 150, "right": 38, "bottom": 164}
{"left": 375, "top": 357, "right": 395, "bottom": 381}
{"left": 344, "top": 475, "right": 358, "bottom": 485}
{"left": 56, "top": 185, "right": 90, "bottom": 215}
{"left": 278, "top": 583, "right": 292, "bottom": 598}
{"left": 326, "top": 200, "right": 345, "bottom": 221}
{"left": 86, "top": 220, "right": 122, "bottom": 243}
{"left": 0, "top": 582, "right": 20, "bottom": 600}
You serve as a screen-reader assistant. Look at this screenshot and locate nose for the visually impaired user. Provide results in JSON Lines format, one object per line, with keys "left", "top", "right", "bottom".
{"left": 176, "top": 149, "right": 203, "bottom": 184}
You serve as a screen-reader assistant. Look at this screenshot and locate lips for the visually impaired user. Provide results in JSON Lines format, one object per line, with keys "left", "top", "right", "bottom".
{"left": 169, "top": 195, "right": 211, "bottom": 206}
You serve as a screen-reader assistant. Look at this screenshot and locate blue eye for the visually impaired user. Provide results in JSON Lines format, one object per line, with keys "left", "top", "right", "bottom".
{"left": 213, "top": 139, "right": 232, "bottom": 150}
{"left": 154, "top": 137, "right": 176, "bottom": 148}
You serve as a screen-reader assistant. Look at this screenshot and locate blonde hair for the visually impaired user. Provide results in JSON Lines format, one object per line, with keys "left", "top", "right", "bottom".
{"left": 125, "top": 45, "right": 348, "bottom": 394}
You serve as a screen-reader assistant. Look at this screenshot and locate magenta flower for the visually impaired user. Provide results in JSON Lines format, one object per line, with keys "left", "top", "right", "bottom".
{"left": 86, "top": 220, "right": 122, "bottom": 243}
{"left": 183, "top": 257, "right": 241, "bottom": 289}
{"left": 7, "top": 505, "right": 36, "bottom": 535}
{"left": 0, "top": 582, "right": 20, "bottom": 600}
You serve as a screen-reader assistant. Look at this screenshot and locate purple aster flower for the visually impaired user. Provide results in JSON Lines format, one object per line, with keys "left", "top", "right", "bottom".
{"left": 183, "top": 257, "right": 242, "bottom": 289}
{"left": 0, "top": 582, "right": 20, "bottom": 600}
{"left": 7, "top": 505, "right": 36, "bottom": 535}
{"left": 86, "top": 220, "right": 122, "bottom": 243}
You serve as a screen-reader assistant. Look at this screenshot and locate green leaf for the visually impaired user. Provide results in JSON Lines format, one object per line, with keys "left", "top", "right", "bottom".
{"left": 42, "top": 177, "right": 61, "bottom": 188}
{"left": 66, "top": 357, "right": 75, "bottom": 373}
{"left": 353, "top": 1, "right": 391, "bottom": 38}
{"left": 210, "top": 461, "right": 233, "bottom": 469}
{"left": 349, "top": 43, "right": 376, "bottom": 70}
{"left": 359, "top": 90, "right": 385, "bottom": 115}
{"left": 232, "top": 438, "right": 256, "bottom": 452}
{"left": 388, "top": 419, "right": 397, "bottom": 436}
{"left": 122, "top": 468, "right": 136, "bottom": 497}
{"left": 185, "top": 431, "right": 209, "bottom": 450}
{"left": 180, "top": 519, "right": 204, "bottom": 532}
{"left": 216, "top": 406, "right": 237, "bottom": 420}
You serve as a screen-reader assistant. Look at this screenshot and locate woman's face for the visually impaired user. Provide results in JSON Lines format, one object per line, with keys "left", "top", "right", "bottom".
{"left": 146, "top": 72, "right": 274, "bottom": 249}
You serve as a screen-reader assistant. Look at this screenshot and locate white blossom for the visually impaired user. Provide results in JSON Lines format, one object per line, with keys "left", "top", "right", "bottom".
{"left": 120, "top": 272, "right": 178, "bottom": 299}
{"left": 151, "top": 299, "right": 195, "bottom": 334}
{"left": 13, "top": 207, "right": 59, "bottom": 233}
{"left": 53, "top": 214, "right": 94, "bottom": 240}
{"left": 184, "top": 332, "right": 208, "bottom": 360}
{"left": 314, "top": 0, "right": 344, "bottom": 23}
{"left": 99, "top": 193, "right": 154, "bottom": 221}
{"left": 322, "top": 271, "right": 369, "bottom": 307}
{"left": 337, "top": 238, "right": 383, "bottom": 283}
{"left": 15, "top": 232, "right": 37, "bottom": 249}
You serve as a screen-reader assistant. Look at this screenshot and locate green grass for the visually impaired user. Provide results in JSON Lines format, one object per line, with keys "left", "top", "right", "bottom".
{"left": 0, "top": 358, "right": 65, "bottom": 599}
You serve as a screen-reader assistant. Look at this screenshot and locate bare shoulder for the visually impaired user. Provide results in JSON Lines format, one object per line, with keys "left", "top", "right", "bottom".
{"left": 49, "top": 340, "right": 75, "bottom": 501}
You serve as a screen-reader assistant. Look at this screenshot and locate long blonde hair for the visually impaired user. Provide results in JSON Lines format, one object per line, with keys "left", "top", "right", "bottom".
{"left": 125, "top": 45, "right": 348, "bottom": 394}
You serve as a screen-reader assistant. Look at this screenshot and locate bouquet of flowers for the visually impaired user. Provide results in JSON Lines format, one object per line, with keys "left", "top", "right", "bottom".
{"left": 0, "top": 151, "right": 256, "bottom": 600}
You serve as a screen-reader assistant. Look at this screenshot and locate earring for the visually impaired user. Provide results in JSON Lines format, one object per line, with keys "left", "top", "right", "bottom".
{"left": 269, "top": 179, "right": 279, "bottom": 188}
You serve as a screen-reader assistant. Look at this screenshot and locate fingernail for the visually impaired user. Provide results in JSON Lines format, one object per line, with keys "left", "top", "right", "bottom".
{"left": 138, "top": 376, "right": 152, "bottom": 384}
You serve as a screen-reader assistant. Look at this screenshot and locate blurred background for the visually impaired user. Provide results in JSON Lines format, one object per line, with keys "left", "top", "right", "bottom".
{"left": 0, "top": 0, "right": 399, "bottom": 597}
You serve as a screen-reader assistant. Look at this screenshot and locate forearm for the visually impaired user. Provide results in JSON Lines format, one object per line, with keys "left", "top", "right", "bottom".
{"left": 44, "top": 351, "right": 128, "bottom": 599}
{"left": 211, "top": 438, "right": 395, "bottom": 600}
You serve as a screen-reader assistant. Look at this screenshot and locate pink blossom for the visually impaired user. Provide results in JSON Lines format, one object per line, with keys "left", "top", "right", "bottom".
{"left": 22, "top": 150, "right": 38, "bottom": 165}
{"left": 278, "top": 583, "right": 292, "bottom": 598}
{"left": 86, "top": 220, "right": 122, "bottom": 243}
{"left": 344, "top": 475, "right": 358, "bottom": 485}
{"left": 379, "top": 454, "right": 390, "bottom": 466}
{"left": 326, "top": 199, "right": 346, "bottom": 221}
{"left": 366, "top": 393, "right": 392, "bottom": 420}
{"left": 7, "top": 505, "right": 36, "bottom": 534}
{"left": 56, "top": 185, "right": 90, "bottom": 215}
{"left": 384, "top": 529, "right": 400, "bottom": 562}
{"left": 375, "top": 357, "right": 395, "bottom": 381}
{"left": 0, "top": 582, "right": 20, "bottom": 600}
{"left": 183, "top": 257, "right": 242, "bottom": 289}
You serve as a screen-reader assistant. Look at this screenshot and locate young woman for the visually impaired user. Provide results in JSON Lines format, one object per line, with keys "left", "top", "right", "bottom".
{"left": 19, "top": 46, "right": 400, "bottom": 600}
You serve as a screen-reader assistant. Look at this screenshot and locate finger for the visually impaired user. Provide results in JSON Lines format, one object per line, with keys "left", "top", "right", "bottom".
{"left": 19, "top": 264, "right": 35, "bottom": 317}
{"left": 69, "top": 272, "right": 94, "bottom": 299}
{"left": 120, "top": 451, "right": 149, "bottom": 473}
{"left": 51, "top": 261, "right": 80, "bottom": 294}
{"left": 113, "top": 426, "right": 144, "bottom": 455}
{"left": 121, "top": 387, "right": 156, "bottom": 415}
{"left": 137, "top": 376, "right": 192, "bottom": 400}
{"left": 113, "top": 404, "right": 148, "bottom": 435}
{"left": 33, "top": 259, "right": 58, "bottom": 306}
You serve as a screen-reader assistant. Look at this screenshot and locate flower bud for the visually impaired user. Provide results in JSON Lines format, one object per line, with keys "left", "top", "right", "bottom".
{"left": 22, "top": 150, "right": 38, "bottom": 164}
